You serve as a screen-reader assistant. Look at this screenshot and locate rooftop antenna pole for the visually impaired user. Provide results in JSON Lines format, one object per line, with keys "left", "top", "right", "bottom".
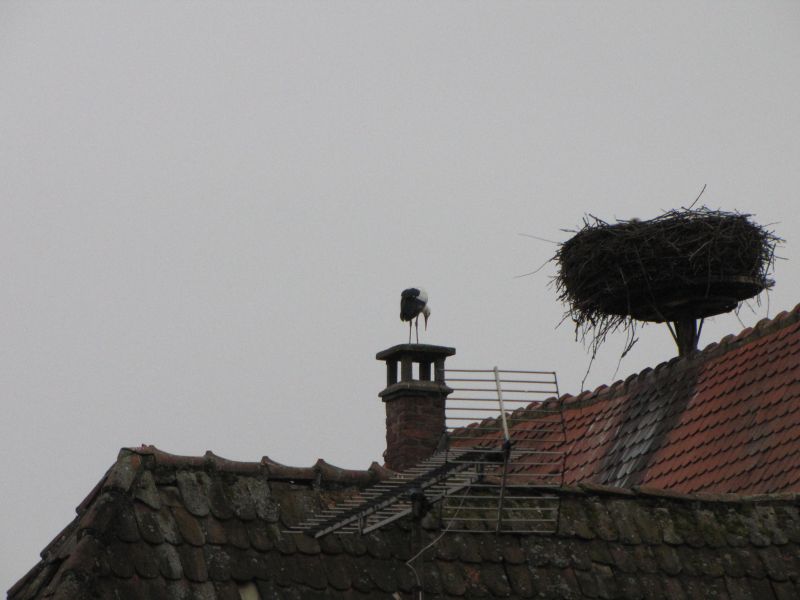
{"left": 493, "top": 366, "right": 510, "bottom": 441}
{"left": 493, "top": 366, "right": 512, "bottom": 532}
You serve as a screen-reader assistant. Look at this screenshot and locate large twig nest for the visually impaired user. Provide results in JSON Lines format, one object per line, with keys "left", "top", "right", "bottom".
{"left": 555, "top": 206, "right": 781, "bottom": 350}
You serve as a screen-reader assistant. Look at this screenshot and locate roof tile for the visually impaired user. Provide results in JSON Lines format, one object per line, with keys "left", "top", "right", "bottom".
{"left": 631, "top": 545, "right": 658, "bottom": 574}
{"left": 777, "top": 545, "right": 800, "bottom": 583}
{"left": 205, "top": 477, "right": 234, "bottom": 521}
{"left": 317, "top": 530, "right": 343, "bottom": 556}
{"left": 130, "top": 541, "right": 160, "bottom": 579}
{"left": 695, "top": 509, "right": 727, "bottom": 548}
{"left": 233, "top": 549, "right": 262, "bottom": 581}
{"left": 338, "top": 531, "right": 368, "bottom": 558}
{"left": 171, "top": 506, "right": 205, "bottom": 547}
{"left": 585, "top": 498, "right": 619, "bottom": 542}
{"left": 246, "top": 519, "right": 274, "bottom": 552}
{"left": 247, "top": 478, "right": 278, "bottom": 523}
{"left": 228, "top": 478, "right": 257, "bottom": 521}
{"left": 477, "top": 535, "right": 504, "bottom": 563}
{"left": 685, "top": 577, "right": 727, "bottom": 600}
{"left": 505, "top": 563, "right": 535, "bottom": 597}
{"left": 223, "top": 518, "right": 251, "bottom": 551}
{"left": 132, "top": 470, "right": 161, "bottom": 510}
{"left": 568, "top": 541, "right": 593, "bottom": 572}
{"left": 617, "top": 572, "right": 647, "bottom": 600}
{"left": 272, "top": 528, "right": 297, "bottom": 555}
{"left": 349, "top": 559, "right": 375, "bottom": 593}
{"left": 479, "top": 561, "right": 513, "bottom": 596}
{"left": 771, "top": 580, "right": 799, "bottom": 600}
{"left": 523, "top": 539, "right": 551, "bottom": 568}
{"left": 369, "top": 557, "right": 403, "bottom": 593}
{"left": 283, "top": 552, "right": 323, "bottom": 591}
{"left": 755, "top": 505, "right": 791, "bottom": 546}
{"left": 158, "top": 486, "right": 183, "bottom": 508}
{"left": 497, "top": 539, "right": 524, "bottom": 566}
{"left": 758, "top": 545, "right": 789, "bottom": 582}
{"left": 211, "top": 581, "right": 239, "bottom": 600}
{"left": 199, "top": 516, "right": 227, "bottom": 546}
{"left": 734, "top": 546, "right": 767, "bottom": 579}
{"left": 79, "top": 492, "right": 117, "bottom": 538}
{"left": 694, "top": 548, "right": 726, "bottom": 578}
{"left": 585, "top": 563, "right": 619, "bottom": 599}
{"left": 750, "top": 576, "right": 782, "bottom": 600}
{"left": 191, "top": 581, "right": 219, "bottom": 600}
{"left": 607, "top": 499, "right": 642, "bottom": 545}
{"left": 293, "top": 531, "right": 321, "bottom": 556}
{"left": 652, "top": 544, "right": 682, "bottom": 576}
{"left": 573, "top": 567, "right": 602, "bottom": 598}
{"left": 608, "top": 543, "right": 637, "bottom": 574}
{"left": 718, "top": 547, "right": 745, "bottom": 577}
{"left": 154, "top": 543, "right": 183, "bottom": 580}
{"left": 454, "top": 534, "right": 482, "bottom": 564}
{"left": 320, "top": 553, "right": 352, "bottom": 591}
{"left": 153, "top": 506, "right": 182, "bottom": 545}
{"left": 107, "top": 541, "right": 135, "bottom": 578}
{"left": 177, "top": 544, "right": 208, "bottom": 583}
{"left": 134, "top": 504, "right": 164, "bottom": 545}
{"left": 586, "top": 539, "right": 614, "bottom": 567}
{"left": 112, "top": 499, "right": 141, "bottom": 543}
{"left": 176, "top": 471, "right": 210, "bottom": 518}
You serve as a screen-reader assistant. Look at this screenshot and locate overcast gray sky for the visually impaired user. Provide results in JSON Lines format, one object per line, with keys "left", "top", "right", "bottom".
{"left": 3, "top": 1, "right": 800, "bottom": 588}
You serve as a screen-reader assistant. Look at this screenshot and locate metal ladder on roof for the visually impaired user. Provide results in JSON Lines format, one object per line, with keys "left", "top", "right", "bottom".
{"left": 440, "top": 367, "right": 564, "bottom": 533}
{"left": 289, "top": 366, "right": 564, "bottom": 537}
{"left": 289, "top": 447, "right": 498, "bottom": 537}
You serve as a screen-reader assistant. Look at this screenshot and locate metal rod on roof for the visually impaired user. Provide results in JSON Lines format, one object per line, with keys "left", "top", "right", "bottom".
{"left": 446, "top": 407, "right": 528, "bottom": 412}
{"left": 446, "top": 378, "right": 559, "bottom": 384}
{"left": 446, "top": 388, "right": 558, "bottom": 394}
{"left": 445, "top": 368, "right": 556, "bottom": 374}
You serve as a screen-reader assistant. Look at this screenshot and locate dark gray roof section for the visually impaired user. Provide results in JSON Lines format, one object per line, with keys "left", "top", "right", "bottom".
{"left": 9, "top": 445, "right": 800, "bottom": 599}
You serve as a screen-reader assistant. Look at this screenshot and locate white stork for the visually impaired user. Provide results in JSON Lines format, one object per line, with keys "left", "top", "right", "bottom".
{"left": 400, "top": 287, "right": 431, "bottom": 343}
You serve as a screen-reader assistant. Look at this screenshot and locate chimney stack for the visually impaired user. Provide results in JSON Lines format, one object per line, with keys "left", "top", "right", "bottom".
{"left": 376, "top": 343, "right": 455, "bottom": 472}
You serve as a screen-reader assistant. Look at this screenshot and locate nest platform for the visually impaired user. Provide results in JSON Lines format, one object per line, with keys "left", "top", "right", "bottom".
{"left": 589, "top": 274, "right": 766, "bottom": 322}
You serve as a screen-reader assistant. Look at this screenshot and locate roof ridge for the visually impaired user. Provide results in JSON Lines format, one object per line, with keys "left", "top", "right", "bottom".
{"left": 552, "top": 482, "right": 800, "bottom": 503}
{"left": 555, "top": 300, "right": 800, "bottom": 410}
{"left": 126, "top": 444, "right": 388, "bottom": 485}
{"left": 449, "top": 482, "right": 800, "bottom": 504}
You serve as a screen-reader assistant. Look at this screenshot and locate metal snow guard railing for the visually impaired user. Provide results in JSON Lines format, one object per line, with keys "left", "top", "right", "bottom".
{"left": 441, "top": 367, "right": 565, "bottom": 533}
{"left": 288, "top": 366, "right": 564, "bottom": 538}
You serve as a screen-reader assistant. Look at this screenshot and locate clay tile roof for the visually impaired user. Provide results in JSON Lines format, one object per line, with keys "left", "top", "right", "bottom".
{"left": 9, "top": 445, "right": 800, "bottom": 599}
{"left": 507, "top": 302, "right": 800, "bottom": 495}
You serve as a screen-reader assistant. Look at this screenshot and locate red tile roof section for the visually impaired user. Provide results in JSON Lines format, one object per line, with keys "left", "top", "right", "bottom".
{"left": 452, "top": 305, "right": 800, "bottom": 493}
{"left": 551, "top": 304, "right": 800, "bottom": 494}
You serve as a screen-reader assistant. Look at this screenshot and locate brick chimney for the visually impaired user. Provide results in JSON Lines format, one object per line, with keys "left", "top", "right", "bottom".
{"left": 376, "top": 343, "right": 455, "bottom": 472}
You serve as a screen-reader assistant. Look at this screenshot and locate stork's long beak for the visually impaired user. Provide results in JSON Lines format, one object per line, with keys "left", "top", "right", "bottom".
{"left": 423, "top": 313, "right": 429, "bottom": 330}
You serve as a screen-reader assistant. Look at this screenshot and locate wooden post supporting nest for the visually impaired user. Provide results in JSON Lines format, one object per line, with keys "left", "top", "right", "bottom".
{"left": 674, "top": 318, "right": 699, "bottom": 357}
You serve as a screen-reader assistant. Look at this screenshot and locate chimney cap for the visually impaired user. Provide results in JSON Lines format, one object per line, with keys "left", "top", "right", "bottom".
{"left": 376, "top": 344, "right": 456, "bottom": 362}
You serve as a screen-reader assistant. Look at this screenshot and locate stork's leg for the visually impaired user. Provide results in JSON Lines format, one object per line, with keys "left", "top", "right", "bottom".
{"left": 408, "top": 321, "right": 412, "bottom": 344}
{"left": 415, "top": 317, "right": 419, "bottom": 343}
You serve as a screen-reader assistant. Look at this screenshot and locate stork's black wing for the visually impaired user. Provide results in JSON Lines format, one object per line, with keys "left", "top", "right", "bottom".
{"left": 400, "top": 288, "right": 425, "bottom": 322}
